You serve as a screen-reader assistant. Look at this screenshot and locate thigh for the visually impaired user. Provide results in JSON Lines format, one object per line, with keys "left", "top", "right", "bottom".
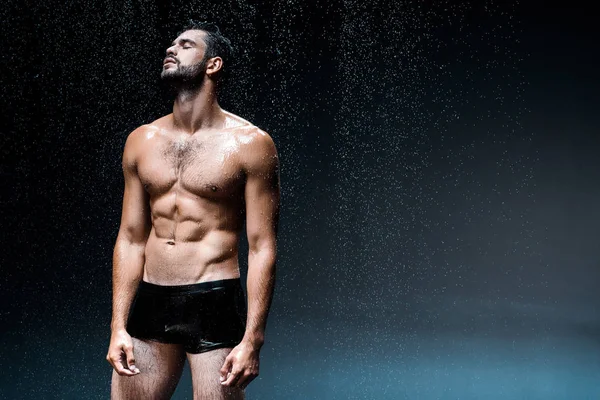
{"left": 188, "top": 347, "right": 245, "bottom": 400}
{"left": 111, "top": 337, "right": 186, "bottom": 400}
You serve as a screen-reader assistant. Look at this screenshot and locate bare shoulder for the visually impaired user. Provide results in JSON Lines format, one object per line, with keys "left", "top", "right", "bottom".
{"left": 122, "top": 124, "right": 158, "bottom": 167}
{"left": 235, "top": 125, "right": 279, "bottom": 170}
{"left": 236, "top": 125, "right": 276, "bottom": 146}
{"left": 145, "top": 114, "right": 172, "bottom": 130}
{"left": 222, "top": 109, "right": 253, "bottom": 130}
{"left": 220, "top": 110, "right": 278, "bottom": 161}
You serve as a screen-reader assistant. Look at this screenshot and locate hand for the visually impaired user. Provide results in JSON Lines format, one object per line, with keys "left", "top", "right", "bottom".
{"left": 219, "top": 341, "right": 260, "bottom": 389}
{"left": 106, "top": 329, "right": 141, "bottom": 376}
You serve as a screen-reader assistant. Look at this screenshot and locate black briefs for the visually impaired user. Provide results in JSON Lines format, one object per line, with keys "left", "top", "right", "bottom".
{"left": 126, "top": 278, "right": 247, "bottom": 354}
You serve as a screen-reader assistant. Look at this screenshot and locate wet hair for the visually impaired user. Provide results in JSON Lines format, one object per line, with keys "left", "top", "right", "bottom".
{"left": 177, "top": 20, "right": 234, "bottom": 87}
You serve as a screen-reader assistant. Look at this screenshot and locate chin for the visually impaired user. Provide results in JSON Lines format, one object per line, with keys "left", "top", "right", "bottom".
{"left": 160, "top": 70, "right": 176, "bottom": 80}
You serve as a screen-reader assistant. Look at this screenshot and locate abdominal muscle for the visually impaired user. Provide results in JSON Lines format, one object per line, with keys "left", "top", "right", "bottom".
{"left": 141, "top": 200, "right": 243, "bottom": 285}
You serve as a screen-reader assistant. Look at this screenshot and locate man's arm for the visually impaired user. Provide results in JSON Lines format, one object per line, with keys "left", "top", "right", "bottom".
{"left": 106, "top": 127, "right": 150, "bottom": 376}
{"left": 241, "top": 131, "right": 281, "bottom": 349}
{"left": 111, "top": 127, "right": 152, "bottom": 331}
{"left": 219, "top": 130, "right": 280, "bottom": 388}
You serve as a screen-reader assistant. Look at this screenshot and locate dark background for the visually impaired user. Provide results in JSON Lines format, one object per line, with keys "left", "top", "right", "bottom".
{"left": 1, "top": 0, "right": 599, "bottom": 399}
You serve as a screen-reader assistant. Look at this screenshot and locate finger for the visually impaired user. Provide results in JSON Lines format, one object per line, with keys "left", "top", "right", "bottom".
{"left": 116, "top": 364, "right": 136, "bottom": 376}
{"left": 219, "top": 357, "right": 233, "bottom": 382}
{"left": 236, "top": 372, "right": 250, "bottom": 389}
{"left": 109, "top": 353, "right": 135, "bottom": 376}
{"left": 221, "top": 368, "right": 242, "bottom": 387}
{"left": 124, "top": 344, "right": 140, "bottom": 374}
{"left": 236, "top": 372, "right": 255, "bottom": 389}
{"left": 118, "top": 352, "right": 137, "bottom": 376}
{"left": 240, "top": 373, "right": 257, "bottom": 389}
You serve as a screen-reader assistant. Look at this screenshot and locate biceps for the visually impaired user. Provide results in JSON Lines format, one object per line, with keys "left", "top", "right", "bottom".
{"left": 245, "top": 173, "right": 280, "bottom": 251}
{"left": 118, "top": 167, "right": 151, "bottom": 244}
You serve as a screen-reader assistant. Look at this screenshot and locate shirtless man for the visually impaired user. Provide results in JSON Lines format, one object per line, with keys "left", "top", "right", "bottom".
{"left": 106, "top": 21, "right": 280, "bottom": 399}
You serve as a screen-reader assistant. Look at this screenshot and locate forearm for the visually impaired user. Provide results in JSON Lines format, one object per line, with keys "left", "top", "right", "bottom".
{"left": 110, "top": 239, "right": 145, "bottom": 331}
{"left": 243, "top": 248, "right": 276, "bottom": 349}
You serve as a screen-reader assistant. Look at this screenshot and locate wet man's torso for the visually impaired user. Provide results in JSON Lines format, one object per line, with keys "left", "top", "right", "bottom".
{"left": 133, "top": 113, "right": 254, "bottom": 285}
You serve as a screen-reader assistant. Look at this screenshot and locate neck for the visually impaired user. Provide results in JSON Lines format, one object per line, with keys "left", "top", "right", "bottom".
{"left": 171, "top": 83, "right": 223, "bottom": 134}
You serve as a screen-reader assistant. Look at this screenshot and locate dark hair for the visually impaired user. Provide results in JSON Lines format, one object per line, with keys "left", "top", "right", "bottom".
{"left": 177, "top": 20, "right": 234, "bottom": 87}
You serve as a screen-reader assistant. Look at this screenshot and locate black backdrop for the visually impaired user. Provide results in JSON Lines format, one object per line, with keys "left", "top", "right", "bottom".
{"left": 1, "top": 1, "right": 599, "bottom": 399}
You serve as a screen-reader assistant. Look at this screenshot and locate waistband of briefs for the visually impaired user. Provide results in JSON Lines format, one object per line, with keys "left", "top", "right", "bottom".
{"left": 138, "top": 277, "right": 242, "bottom": 295}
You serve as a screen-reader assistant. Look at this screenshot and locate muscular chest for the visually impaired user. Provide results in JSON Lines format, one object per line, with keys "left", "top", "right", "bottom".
{"left": 137, "top": 134, "right": 245, "bottom": 199}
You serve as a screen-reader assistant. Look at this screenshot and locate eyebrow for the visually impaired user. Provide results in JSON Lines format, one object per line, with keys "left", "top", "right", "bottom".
{"left": 171, "top": 38, "right": 197, "bottom": 46}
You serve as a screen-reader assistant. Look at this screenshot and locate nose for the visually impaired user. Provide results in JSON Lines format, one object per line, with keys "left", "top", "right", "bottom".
{"left": 166, "top": 46, "right": 176, "bottom": 57}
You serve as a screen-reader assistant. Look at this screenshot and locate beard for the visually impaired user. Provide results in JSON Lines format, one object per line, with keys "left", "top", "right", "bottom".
{"left": 160, "top": 56, "right": 208, "bottom": 93}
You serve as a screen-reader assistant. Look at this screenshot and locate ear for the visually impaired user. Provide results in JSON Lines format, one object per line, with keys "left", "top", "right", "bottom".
{"left": 206, "top": 56, "right": 223, "bottom": 77}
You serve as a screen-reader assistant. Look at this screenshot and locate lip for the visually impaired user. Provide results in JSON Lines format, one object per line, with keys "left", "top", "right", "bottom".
{"left": 163, "top": 58, "right": 177, "bottom": 65}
